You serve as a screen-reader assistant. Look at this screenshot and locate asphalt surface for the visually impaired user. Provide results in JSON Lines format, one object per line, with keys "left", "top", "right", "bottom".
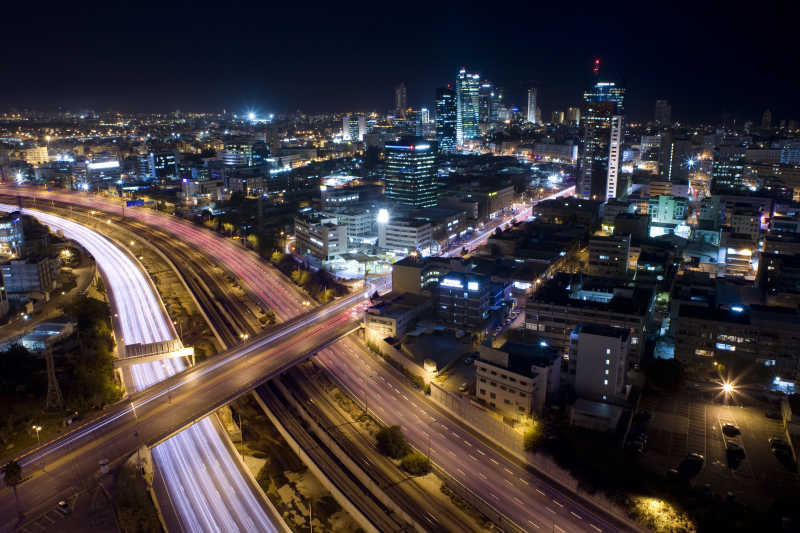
{"left": 0, "top": 205, "right": 313, "bottom": 533}
{"left": 1, "top": 186, "right": 637, "bottom": 533}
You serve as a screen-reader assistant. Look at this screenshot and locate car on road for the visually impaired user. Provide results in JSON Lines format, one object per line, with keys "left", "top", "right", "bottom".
{"left": 57, "top": 500, "right": 72, "bottom": 515}
{"left": 458, "top": 382, "right": 469, "bottom": 393}
{"left": 722, "top": 423, "right": 740, "bottom": 437}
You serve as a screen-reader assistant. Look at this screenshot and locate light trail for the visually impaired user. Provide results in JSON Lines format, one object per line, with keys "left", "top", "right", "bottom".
{"left": 0, "top": 205, "right": 281, "bottom": 533}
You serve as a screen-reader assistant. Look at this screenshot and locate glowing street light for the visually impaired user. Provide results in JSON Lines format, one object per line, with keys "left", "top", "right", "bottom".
{"left": 32, "top": 425, "right": 42, "bottom": 442}
{"left": 722, "top": 382, "right": 734, "bottom": 394}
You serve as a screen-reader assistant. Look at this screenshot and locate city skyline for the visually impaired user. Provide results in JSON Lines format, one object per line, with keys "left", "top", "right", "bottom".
{"left": 2, "top": 4, "right": 799, "bottom": 122}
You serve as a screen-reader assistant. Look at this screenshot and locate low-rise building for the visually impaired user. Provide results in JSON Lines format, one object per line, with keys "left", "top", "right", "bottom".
{"left": 533, "top": 198, "right": 602, "bottom": 227}
{"left": 525, "top": 274, "right": 652, "bottom": 365}
{"left": 0, "top": 212, "right": 23, "bottom": 257}
{"left": 364, "top": 292, "right": 431, "bottom": 340}
{"left": 437, "top": 272, "right": 491, "bottom": 329}
{"left": 476, "top": 340, "right": 561, "bottom": 420}
{"left": 675, "top": 304, "right": 800, "bottom": 373}
{"left": 2, "top": 258, "right": 56, "bottom": 295}
{"left": 570, "top": 324, "right": 630, "bottom": 403}
{"left": 587, "top": 235, "right": 630, "bottom": 278}
{"left": 294, "top": 211, "right": 348, "bottom": 262}
{"left": 378, "top": 217, "right": 433, "bottom": 255}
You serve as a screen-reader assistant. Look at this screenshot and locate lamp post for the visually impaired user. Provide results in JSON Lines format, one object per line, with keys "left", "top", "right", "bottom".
{"left": 32, "top": 425, "right": 41, "bottom": 442}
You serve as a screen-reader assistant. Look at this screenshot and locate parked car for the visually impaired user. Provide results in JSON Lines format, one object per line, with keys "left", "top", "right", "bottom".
{"left": 458, "top": 382, "right": 469, "bottom": 393}
{"left": 726, "top": 442, "right": 745, "bottom": 456}
{"left": 677, "top": 453, "right": 705, "bottom": 478}
{"left": 722, "top": 424, "right": 740, "bottom": 437}
{"left": 769, "top": 438, "right": 791, "bottom": 453}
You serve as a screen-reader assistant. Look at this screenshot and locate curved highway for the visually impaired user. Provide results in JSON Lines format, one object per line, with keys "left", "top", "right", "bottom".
{"left": 1, "top": 186, "right": 637, "bottom": 533}
{"left": 0, "top": 205, "right": 282, "bottom": 533}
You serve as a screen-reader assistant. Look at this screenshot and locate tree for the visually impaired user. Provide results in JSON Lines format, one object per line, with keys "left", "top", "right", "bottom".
{"left": 246, "top": 234, "right": 259, "bottom": 250}
{"left": 270, "top": 250, "right": 285, "bottom": 265}
{"left": 3, "top": 460, "right": 23, "bottom": 520}
{"left": 400, "top": 452, "right": 431, "bottom": 475}
{"left": 376, "top": 425, "right": 409, "bottom": 459}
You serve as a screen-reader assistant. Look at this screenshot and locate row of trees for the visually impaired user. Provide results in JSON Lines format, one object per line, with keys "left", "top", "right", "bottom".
{"left": 375, "top": 425, "right": 431, "bottom": 476}
{"left": 269, "top": 250, "right": 347, "bottom": 304}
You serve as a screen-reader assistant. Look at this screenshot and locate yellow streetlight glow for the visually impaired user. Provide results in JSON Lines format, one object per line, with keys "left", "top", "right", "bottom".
{"left": 722, "top": 382, "right": 734, "bottom": 394}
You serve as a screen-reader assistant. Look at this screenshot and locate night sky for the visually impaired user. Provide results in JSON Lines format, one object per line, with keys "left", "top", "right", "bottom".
{"left": 3, "top": 3, "right": 799, "bottom": 122}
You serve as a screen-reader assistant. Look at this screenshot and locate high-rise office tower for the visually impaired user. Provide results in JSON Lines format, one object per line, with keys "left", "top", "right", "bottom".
{"left": 567, "top": 106, "right": 581, "bottom": 126}
{"left": 342, "top": 116, "right": 366, "bottom": 141}
{"left": 762, "top": 109, "right": 772, "bottom": 129}
{"left": 435, "top": 86, "right": 457, "bottom": 153}
{"left": 490, "top": 87, "right": 504, "bottom": 124}
{"left": 479, "top": 81, "right": 493, "bottom": 125}
{"left": 527, "top": 88, "right": 537, "bottom": 124}
{"left": 579, "top": 79, "right": 625, "bottom": 200}
{"left": 456, "top": 68, "right": 480, "bottom": 144}
{"left": 384, "top": 137, "right": 438, "bottom": 208}
{"left": 605, "top": 116, "right": 623, "bottom": 200}
{"left": 551, "top": 110, "right": 565, "bottom": 124}
{"left": 654, "top": 99, "right": 671, "bottom": 128}
{"left": 395, "top": 83, "right": 407, "bottom": 116}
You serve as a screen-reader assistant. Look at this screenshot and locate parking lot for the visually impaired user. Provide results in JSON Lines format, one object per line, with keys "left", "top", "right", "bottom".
{"left": 637, "top": 389, "right": 799, "bottom": 509}
{"left": 16, "top": 483, "right": 117, "bottom": 533}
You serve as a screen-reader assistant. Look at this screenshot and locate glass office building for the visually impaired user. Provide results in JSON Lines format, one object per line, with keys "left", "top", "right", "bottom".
{"left": 435, "top": 86, "right": 457, "bottom": 153}
{"left": 456, "top": 68, "right": 480, "bottom": 144}
{"left": 384, "top": 137, "right": 438, "bottom": 208}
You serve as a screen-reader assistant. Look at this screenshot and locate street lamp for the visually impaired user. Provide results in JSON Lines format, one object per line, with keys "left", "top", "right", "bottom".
{"left": 722, "top": 382, "right": 734, "bottom": 394}
{"left": 32, "top": 425, "right": 41, "bottom": 442}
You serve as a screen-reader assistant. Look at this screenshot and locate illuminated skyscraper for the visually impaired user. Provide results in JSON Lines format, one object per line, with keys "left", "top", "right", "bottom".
{"left": 435, "top": 86, "right": 457, "bottom": 153}
{"left": 527, "top": 88, "right": 537, "bottom": 124}
{"left": 384, "top": 137, "right": 438, "bottom": 207}
{"left": 456, "top": 68, "right": 480, "bottom": 144}
{"left": 579, "top": 79, "right": 625, "bottom": 200}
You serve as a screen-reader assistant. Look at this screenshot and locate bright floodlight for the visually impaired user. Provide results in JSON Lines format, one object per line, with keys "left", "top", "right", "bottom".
{"left": 248, "top": 112, "right": 256, "bottom": 120}
{"left": 722, "top": 382, "right": 734, "bottom": 394}
{"left": 377, "top": 208, "right": 389, "bottom": 224}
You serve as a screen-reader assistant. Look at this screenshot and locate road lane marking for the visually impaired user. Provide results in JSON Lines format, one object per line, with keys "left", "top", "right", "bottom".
{"left": 546, "top": 507, "right": 556, "bottom": 513}
{"left": 457, "top": 468, "right": 465, "bottom": 476}
{"left": 528, "top": 520, "right": 541, "bottom": 529}
{"left": 536, "top": 488, "right": 545, "bottom": 496}
{"left": 504, "top": 467, "right": 513, "bottom": 474}
{"left": 490, "top": 492, "right": 499, "bottom": 500}
{"left": 570, "top": 511, "right": 582, "bottom": 519}
{"left": 590, "top": 525, "right": 602, "bottom": 532}
{"left": 477, "top": 449, "right": 486, "bottom": 455}
{"left": 489, "top": 458, "right": 499, "bottom": 465}
{"left": 513, "top": 496, "right": 524, "bottom": 505}
{"left": 463, "top": 440, "right": 472, "bottom": 447}
{"left": 470, "top": 454, "right": 478, "bottom": 461}
{"left": 553, "top": 499, "right": 564, "bottom": 507}
{"left": 479, "top": 472, "right": 487, "bottom": 480}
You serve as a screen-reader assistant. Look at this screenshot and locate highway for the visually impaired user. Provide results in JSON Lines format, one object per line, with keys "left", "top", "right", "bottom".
{"left": 0, "top": 206, "right": 285, "bottom": 533}
{"left": 2, "top": 186, "right": 637, "bottom": 532}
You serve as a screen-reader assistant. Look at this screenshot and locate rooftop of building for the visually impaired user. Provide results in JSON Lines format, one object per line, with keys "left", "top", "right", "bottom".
{"left": 576, "top": 323, "right": 630, "bottom": 340}
{"left": 530, "top": 273, "right": 653, "bottom": 316}
{"left": 535, "top": 197, "right": 602, "bottom": 212}
{"left": 678, "top": 303, "right": 799, "bottom": 326}
{"left": 367, "top": 291, "right": 430, "bottom": 318}
{"left": 478, "top": 340, "right": 560, "bottom": 379}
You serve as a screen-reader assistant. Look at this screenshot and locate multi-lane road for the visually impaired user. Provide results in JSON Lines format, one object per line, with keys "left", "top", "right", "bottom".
{"left": 0, "top": 205, "right": 285, "bottom": 533}
{"left": 1, "top": 186, "right": 635, "bottom": 533}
